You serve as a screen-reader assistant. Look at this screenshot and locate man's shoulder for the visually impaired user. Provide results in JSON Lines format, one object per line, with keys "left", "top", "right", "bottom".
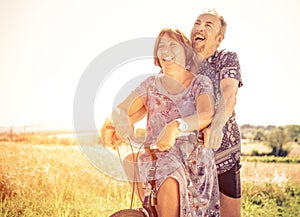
{"left": 213, "top": 49, "right": 240, "bottom": 66}
{"left": 215, "top": 49, "right": 238, "bottom": 58}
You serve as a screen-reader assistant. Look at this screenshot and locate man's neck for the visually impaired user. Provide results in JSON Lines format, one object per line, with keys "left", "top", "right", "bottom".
{"left": 198, "top": 49, "right": 217, "bottom": 60}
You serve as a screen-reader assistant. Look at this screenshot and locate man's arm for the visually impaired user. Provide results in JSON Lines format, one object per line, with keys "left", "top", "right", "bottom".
{"left": 205, "top": 78, "right": 239, "bottom": 148}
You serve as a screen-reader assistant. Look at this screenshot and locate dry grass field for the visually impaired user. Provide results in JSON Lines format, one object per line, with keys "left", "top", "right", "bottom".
{"left": 0, "top": 141, "right": 299, "bottom": 216}
{"left": 0, "top": 142, "right": 138, "bottom": 216}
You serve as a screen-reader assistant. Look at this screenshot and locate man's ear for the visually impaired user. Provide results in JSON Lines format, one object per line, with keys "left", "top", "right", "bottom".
{"left": 217, "top": 34, "right": 224, "bottom": 46}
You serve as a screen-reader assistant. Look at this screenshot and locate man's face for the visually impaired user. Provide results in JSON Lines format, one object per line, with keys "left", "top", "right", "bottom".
{"left": 191, "top": 13, "right": 223, "bottom": 59}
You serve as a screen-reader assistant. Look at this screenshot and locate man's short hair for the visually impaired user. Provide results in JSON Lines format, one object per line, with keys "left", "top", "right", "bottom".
{"left": 201, "top": 8, "right": 227, "bottom": 37}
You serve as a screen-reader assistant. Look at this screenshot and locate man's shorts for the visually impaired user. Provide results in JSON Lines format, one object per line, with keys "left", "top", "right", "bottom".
{"left": 218, "top": 161, "right": 242, "bottom": 198}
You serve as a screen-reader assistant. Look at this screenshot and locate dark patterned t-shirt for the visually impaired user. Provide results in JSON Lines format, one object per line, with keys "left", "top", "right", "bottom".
{"left": 198, "top": 49, "right": 243, "bottom": 174}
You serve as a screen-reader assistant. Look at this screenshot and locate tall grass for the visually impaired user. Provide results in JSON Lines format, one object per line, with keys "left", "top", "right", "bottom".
{"left": 1, "top": 142, "right": 300, "bottom": 216}
{"left": 242, "top": 182, "right": 300, "bottom": 217}
{"left": 241, "top": 161, "right": 300, "bottom": 216}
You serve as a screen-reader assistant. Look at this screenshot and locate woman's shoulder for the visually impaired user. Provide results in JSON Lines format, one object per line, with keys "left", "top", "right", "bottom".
{"left": 193, "top": 73, "right": 212, "bottom": 85}
{"left": 134, "top": 74, "right": 158, "bottom": 94}
{"left": 139, "top": 75, "right": 157, "bottom": 87}
{"left": 189, "top": 73, "right": 214, "bottom": 97}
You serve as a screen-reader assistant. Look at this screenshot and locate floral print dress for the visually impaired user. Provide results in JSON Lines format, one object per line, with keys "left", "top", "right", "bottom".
{"left": 134, "top": 74, "right": 220, "bottom": 216}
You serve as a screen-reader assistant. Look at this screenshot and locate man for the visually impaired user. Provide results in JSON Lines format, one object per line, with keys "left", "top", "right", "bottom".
{"left": 190, "top": 9, "right": 243, "bottom": 217}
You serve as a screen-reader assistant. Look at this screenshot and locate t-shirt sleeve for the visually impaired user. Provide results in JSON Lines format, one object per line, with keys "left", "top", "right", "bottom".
{"left": 218, "top": 50, "right": 243, "bottom": 87}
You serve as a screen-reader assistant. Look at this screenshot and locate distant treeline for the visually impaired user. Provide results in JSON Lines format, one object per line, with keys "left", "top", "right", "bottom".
{"left": 240, "top": 124, "right": 300, "bottom": 142}
{"left": 0, "top": 131, "right": 77, "bottom": 145}
{"left": 240, "top": 124, "right": 300, "bottom": 157}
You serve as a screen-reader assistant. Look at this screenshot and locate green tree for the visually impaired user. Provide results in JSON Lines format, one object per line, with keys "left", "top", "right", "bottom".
{"left": 253, "top": 129, "right": 266, "bottom": 141}
{"left": 264, "top": 127, "right": 289, "bottom": 156}
{"left": 285, "top": 125, "right": 300, "bottom": 143}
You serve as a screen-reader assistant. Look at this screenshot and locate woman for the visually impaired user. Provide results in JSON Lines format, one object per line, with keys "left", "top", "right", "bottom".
{"left": 101, "top": 28, "right": 220, "bottom": 217}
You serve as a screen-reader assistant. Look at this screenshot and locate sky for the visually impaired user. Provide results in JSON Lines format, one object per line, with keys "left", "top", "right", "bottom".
{"left": 1, "top": 0, "right": 300, "bottom": 130}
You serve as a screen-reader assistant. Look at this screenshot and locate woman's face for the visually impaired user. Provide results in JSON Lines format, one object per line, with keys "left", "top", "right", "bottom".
{"left": 157, "top": 34, "right": 186, "bottom": 72}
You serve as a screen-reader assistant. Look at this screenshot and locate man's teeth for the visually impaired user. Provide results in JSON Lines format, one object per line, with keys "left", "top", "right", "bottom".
{"left": 195, "top": 34, "right": 205, "bottom": 41}
{"left": 163, "top": 56, "right": 174, "bottom": 61}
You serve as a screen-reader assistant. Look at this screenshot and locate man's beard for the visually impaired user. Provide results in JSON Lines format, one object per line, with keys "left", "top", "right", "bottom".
{"left": 192, "top": 42, "right": 205, "bottom": 54}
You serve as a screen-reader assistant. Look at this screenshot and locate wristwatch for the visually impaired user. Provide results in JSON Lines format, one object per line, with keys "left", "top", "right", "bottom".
{"left": 175, "top": 118, "right": 189, "bottom": 132}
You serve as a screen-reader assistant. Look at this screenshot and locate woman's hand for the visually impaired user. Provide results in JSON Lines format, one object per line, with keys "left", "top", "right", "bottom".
{"left": 100, "top": 118, "right": 122, "bottom": 149}
{"left": 115, "top": 122, "right": 134, "bottom": 141}
{"left": 156, "top": 120, "right": 180, "bottom": 151}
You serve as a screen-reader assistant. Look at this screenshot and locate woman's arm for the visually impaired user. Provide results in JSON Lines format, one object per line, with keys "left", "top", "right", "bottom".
{"left": 112, "top": 91, "right": 146, "bottom": 127}
{"left": 103, "top": 91, "right": 146, "bottom": 144}
{"left": 181, "top": 93, "right": 215, "bottom": 132}
{"left": 156, "top": 92, "right": 214, "bottom": 151}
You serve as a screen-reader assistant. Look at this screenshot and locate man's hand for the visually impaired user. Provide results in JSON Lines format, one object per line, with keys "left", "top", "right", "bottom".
{"left": 203, "top": 125, "right": 223, "bottom": 149}
{"left": 156, "top": 120, "right": 180, "bottom": 151}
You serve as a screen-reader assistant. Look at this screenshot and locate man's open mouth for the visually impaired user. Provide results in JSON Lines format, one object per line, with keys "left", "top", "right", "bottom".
{"left": 194, "top": 34, "right": 205, "bottom": 41}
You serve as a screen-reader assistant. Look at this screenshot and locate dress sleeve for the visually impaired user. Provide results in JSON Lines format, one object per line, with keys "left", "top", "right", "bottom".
{"left": 197, "top": 59, "right": 215, "bottom": 81}
{"left": 218, "top": 50, "right": 243, "bottom": 88}
{"left": 191, "top": 74, "right": 214, "bottom": 99}
{"left": 133, "top": 76, "right": 155, "bottom": 96}
{"left": 133, "top": 76, "right": 155, "bottom": 106}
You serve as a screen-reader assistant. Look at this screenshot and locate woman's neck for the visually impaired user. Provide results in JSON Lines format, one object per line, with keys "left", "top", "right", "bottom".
{"left": 160, "top": 70, "right": 195, "bottom": 94}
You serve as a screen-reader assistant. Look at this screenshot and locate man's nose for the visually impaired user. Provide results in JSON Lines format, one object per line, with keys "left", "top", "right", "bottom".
{"left": 198, "top": 24, "right": 205, "bottom": 31}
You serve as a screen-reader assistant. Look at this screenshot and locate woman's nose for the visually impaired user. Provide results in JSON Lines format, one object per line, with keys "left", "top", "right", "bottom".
{"left": 163, "top": 48, "right": 170, "bottom": 54}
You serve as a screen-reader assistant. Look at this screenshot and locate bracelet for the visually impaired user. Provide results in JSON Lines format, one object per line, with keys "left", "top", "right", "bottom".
{"left": 175, "top": 118, "right": 189, "bottom": 132}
